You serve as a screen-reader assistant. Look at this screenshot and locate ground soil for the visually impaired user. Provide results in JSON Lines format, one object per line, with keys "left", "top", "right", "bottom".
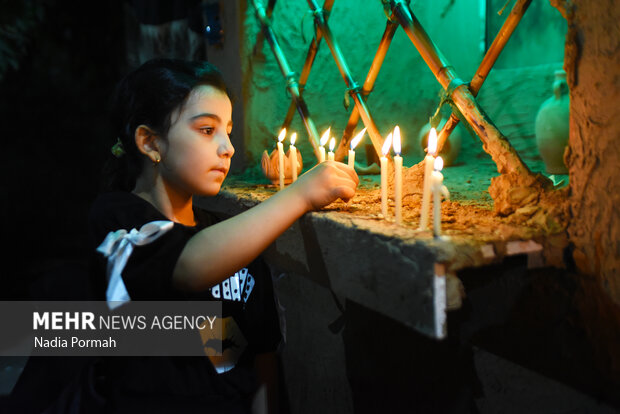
{"left": 225, "top": 155, "right": 569, "bottom": 245}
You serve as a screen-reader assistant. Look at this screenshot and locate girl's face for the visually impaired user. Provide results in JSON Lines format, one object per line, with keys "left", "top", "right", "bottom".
{"left": 159, "top": 85, "right": 234, "bottom": 197}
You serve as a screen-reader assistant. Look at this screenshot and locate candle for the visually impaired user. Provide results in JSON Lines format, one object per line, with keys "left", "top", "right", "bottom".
{"left": 318, "top": 127, "right": 330, "bottom": 163}
{"left": 277, "top": 128, "right": 286, "bottom": 190}
{"left": 380, "top": 132, "right": 393, "bottom": 218}
{"left": 348, "top": 127, "right": 366, "bottom": 168}
{"left": 419, "top": 127, "right": 438, "bottom": 230}
{"left": 393, "top": 126, "right": 403, "bottom": 226}
{"left": 328, "top": 137, "right": 335, "bottom": 161}
{"left": 431, "top": 156, "right": 445, "bottom": 237}
{"left": 290, "top": 132, "right": 298, "bottom": 182}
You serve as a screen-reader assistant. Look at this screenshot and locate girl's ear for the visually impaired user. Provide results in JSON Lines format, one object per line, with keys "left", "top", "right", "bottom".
{"left": 135, "top": 125, "right": 161, "bottom": 164}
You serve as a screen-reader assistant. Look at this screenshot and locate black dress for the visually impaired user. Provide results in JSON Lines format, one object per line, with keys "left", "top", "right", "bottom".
{"left": 51, "top": 191, "right": 282, "bottom": 413}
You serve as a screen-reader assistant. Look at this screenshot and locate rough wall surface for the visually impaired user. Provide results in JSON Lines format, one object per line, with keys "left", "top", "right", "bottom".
{"left": 552, "top": 0, "right": 620, "bottom": 388}
{"left": 561, "top": 0, "right": 620, "bottom": 303}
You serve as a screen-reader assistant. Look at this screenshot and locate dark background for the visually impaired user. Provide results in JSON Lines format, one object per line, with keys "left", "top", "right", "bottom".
{"left": 1, "top": 0, "right": 126, "bottom": 299}
{"left": 1, "top": 2, "right": 619, "bottom": 412}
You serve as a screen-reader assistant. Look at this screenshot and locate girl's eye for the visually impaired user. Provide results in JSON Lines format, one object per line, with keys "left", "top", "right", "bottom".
{"left": 199, "top": 126, "right": 215, "bottom": 135}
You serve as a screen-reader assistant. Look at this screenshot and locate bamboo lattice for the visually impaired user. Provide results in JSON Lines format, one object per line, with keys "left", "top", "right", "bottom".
{"left": 249, "top": 0, "right": 551, "bottom": 205}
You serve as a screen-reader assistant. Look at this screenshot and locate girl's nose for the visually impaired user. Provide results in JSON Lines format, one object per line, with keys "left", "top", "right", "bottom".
{"left": 218, "top": 133, "right": 235, "bottom": 158}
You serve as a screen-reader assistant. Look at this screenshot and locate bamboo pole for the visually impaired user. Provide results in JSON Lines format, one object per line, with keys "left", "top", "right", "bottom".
{"left": 251, "top": 0, "right": 322, "bottom": 160}
{"left": 389, "top": 0, "right": 532, "bottom": 176}
{"left": 266, "top": 0, "right": 276, "bottom": 16}
{"left": 436, "top": 0, "right": 533, "bottom": 152}
{"left": 334, "top": 19, "right": 400, "bottom": 162}
{"left": 252, "top": 0, "right": 277, "bottom": 59}
{"left": 307, "top": 0, "right": 385, "bottom": 160}
{"left": 282, "top": 0, "right": 335, "bottom": 130}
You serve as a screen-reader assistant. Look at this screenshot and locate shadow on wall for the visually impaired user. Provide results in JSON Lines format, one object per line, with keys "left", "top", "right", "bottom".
{"left": 342, "top": 300, "right": 480, "bottom": 413}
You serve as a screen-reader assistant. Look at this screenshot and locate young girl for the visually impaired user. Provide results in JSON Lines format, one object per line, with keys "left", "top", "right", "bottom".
{"left": 77, "top": 58, "right": 358, "bottom": 413}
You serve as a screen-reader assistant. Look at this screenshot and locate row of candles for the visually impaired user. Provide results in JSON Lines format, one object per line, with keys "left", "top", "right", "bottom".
{"left": 275, "top": 125, "right": 365, "bottom": 188}
{"left": 274, "top": 125, "right": 448, "bottom": 236}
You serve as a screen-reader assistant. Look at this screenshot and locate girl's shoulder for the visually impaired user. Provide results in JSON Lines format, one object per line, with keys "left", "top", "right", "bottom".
{"left": 87, "top": 191, "right": 168, "bottom": 245}
{"left": 90, "top": 191, "right": 165, "bottom": 225}
{"left": 87, "top": 191, "right": 221, "bottom": 245}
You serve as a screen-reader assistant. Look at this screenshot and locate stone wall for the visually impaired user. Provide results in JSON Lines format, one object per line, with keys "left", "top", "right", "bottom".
{"left": 559, "top": 0, "right": 620, "bottom": 303}
{"left": 237, "top": 0, "right": 620, "bottom": 392}
{"left": 553, "top": 0, "right": 620, "bottom": 386}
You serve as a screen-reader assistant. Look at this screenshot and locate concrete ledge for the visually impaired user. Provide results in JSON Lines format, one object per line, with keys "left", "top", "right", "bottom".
{"left": 195, "top": 187, "right": 562, "bottom": 339}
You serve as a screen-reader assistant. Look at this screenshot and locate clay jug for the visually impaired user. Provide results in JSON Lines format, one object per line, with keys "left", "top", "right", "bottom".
{"left": 261, "top": 147, "right": 303, "bottom": 185}
{"left": 535, "top": 70, "right": 569, "bottom": 174}
{"left": 418, "top": 118, "right": 463, "bottom": 166}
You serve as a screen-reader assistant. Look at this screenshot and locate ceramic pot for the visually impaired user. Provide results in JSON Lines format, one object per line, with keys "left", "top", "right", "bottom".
{"left": 261, "top": 147, "right": 303, "bottom": 185}
{"left": 535, "top": 70, "right": 569, "bottom": 174}
{"left": 418, "top": 118, "right": 463, "bottom": 166}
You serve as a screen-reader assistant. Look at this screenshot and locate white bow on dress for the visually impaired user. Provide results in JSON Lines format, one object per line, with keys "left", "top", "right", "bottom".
{"left": 96, "top": 220, "right": 174, "bottom": 309}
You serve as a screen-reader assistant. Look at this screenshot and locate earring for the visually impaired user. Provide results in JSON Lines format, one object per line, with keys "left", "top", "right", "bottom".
{"left": 153, "top": 154, "right": 161, "bottom": 166}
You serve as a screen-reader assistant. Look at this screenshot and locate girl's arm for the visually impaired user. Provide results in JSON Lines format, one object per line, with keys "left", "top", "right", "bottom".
{"left": 172, "top": 161, "right": 358, "bottom": 292}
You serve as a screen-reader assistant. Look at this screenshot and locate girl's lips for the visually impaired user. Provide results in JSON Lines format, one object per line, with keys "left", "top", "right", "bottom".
{"left": 211, "top": 167, "right": 228, "bottom": 175}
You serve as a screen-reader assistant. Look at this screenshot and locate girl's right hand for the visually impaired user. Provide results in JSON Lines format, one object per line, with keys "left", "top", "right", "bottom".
{"left": 290, "top": 161, "right": 359, "bottom": 212}
{"left": 174, "top": 160, "right": 358, "bottom": 292}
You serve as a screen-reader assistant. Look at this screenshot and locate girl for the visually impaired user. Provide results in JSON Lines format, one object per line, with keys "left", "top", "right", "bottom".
{"left": 77, "top": 58, "right": 358, "bottom": 413}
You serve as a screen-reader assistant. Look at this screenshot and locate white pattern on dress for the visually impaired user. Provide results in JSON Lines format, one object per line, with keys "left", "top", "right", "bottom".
{"left": 209, "top": 270, "right": 254, "bottom": 303}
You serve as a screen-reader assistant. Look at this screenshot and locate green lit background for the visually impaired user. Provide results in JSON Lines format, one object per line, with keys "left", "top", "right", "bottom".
{"left": 239, "top": 0, "right": 567, "bottom": 200}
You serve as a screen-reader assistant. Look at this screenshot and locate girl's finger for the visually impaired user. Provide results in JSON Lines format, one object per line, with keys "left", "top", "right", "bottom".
{"left": 327, "top": 161, "right": 359, "bottom": 185}
{"left": 333, "top": 185, "right": 355, "bottom": 201}
{"left": 330, "top": 177, "right": 357, "bottom": 199}
{"left": 339, "top": 163, "right": 360, "bottom": 186}
{"left": 331, "top": 174, "right": 357, "bottom": 189}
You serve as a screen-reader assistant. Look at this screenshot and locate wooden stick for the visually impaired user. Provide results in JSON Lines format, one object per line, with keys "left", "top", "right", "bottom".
{"left": 266, "top": 0, "right": 277, "bottom": 16}
{"left": 437, "top": 0, "right": 533, "bottom": 152}
{"left": 252, "top": 0, "right": 278, "bottom": 59}
{"left": 251, "top": 0, "right": 322, "bottom": 159}
{"left": 308, "top": 0, "right": 385, "bottom": 160}
{"left": 281, "top": 0, "right": 335, "bottom": 131}
{"left": 334, "top": 18, "right": 400, "bottom": 162}
{"left": 389, "top": 0, "right": 532, "bottom": 176}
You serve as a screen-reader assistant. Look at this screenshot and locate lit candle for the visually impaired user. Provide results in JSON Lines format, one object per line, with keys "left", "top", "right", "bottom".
{"left": 420, "top": 127, "right": 438, "bottom": 230}
{"left": 380, "top": 132, "right": 393, "bottom": 218}
{"left": 318, "top": 127, "right": 330, "bottom": 163}
{"left": 431, "top": 156, "right": 445, "bottom": 237}
{"left": 393, "top": 126, "right": 403, "bottom": 226}
{"left": 277, "top": 128, "right": 286, "bottom": 190}
{"left": 348, "top": 127, "right": 366, "bottom": 168}
{"left": 328, "top": 137, "right": 336, "bottom": 161}
{"left": 290, "top": 132, "right": 298, "bottom": 182}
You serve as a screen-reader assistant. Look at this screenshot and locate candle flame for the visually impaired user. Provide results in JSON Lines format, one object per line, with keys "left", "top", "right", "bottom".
{"left": 329, "top": 137, "right": 335, "bottom": 152}
{"left": 320, "top": 127, "right": 331, "bottom": 147}
{"left": 428, "top": 127, "right": 437, "bottom": 155}
{"left": 350, "top": 127, "right": 366, "bottom": 150}
{"left": 382, "top": 132, "right": 393, "bottom": 156}
{"left": 290, "top": 132, "right": 297, "bottom": 146}
{"left": 393, "top": 125, "right": 401, "bottom": 155}
{"left": 434, "top": 156, "right": 444, "bottom": 171}
{"left": 278, "top": 128, "right": 286, "bottom": 143}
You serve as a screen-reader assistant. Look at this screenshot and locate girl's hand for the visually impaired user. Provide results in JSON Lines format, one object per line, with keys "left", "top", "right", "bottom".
{"left": 174, "top": 160, "right": 358, "bottom": 292}
{"left": 290, "top": 161, "right": 359, "bottom": 211}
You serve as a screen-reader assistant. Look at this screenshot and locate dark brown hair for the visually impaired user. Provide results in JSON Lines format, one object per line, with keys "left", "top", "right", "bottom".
{"left": 103, "top": 58, "right": 232, "bottom": 191}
